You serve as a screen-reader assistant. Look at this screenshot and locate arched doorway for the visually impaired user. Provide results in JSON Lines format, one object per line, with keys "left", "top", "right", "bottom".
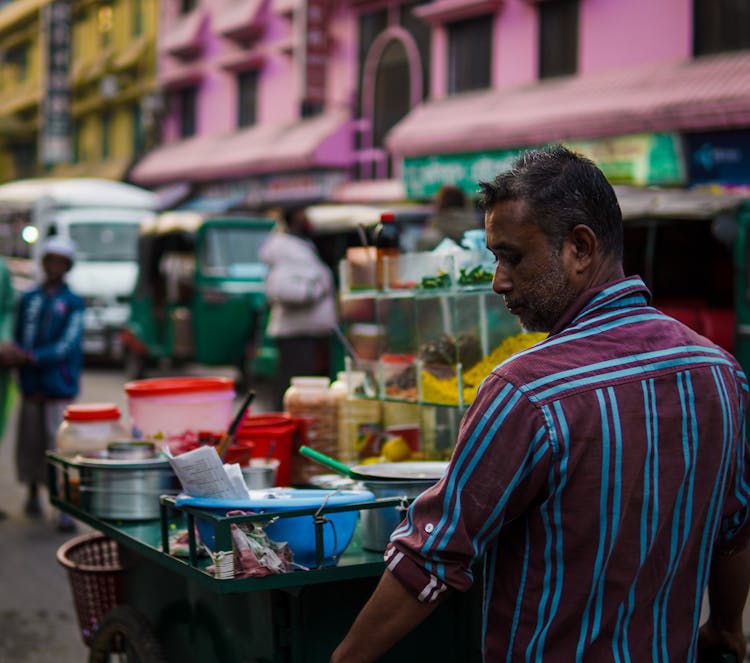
{"left": 373, "top": 39, "right": 410, "bottom": 156}
{"left": 361, "top": 29, "right": 423, "bottom": 180}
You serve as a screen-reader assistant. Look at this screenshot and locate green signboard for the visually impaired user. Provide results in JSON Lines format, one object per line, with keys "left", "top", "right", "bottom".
{"left": 403, "top": 133, "right": 686, "bottom": 199}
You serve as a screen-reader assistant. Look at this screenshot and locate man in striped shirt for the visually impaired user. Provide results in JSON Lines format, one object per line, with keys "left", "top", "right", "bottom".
{"left": 332, "top": 146, "right": 750, "bottom": 662}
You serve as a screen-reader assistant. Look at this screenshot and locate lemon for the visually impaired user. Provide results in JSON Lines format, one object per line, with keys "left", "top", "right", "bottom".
{"left": 381, "top": 436, "right": 412, "bottom": 462}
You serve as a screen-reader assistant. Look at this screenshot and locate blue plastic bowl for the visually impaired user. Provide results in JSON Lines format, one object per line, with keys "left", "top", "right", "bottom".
{"left": 175, "top": 489, "right": 375, "bottom": 568}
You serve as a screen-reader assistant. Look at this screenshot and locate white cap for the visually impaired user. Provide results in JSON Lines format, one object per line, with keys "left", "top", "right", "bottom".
{"left": 41, "top": 235, "right": 76, "bottom": 263}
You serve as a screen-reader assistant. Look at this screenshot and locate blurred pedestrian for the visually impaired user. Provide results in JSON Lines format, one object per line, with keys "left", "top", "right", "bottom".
{"left": 260, "top": 206, "right": 337, "bottom": 410}
{"left": 416, "top": 184, "right": 479, "bottom": 251}
{"left": 14, "top": 236, "right": 84, "bottom": 531}
{"left": 0, "top": 256, "right": 21, "bottom": 520}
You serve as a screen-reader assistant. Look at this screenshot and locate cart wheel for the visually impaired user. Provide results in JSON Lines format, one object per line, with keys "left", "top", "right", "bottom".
{"left": 88, "top": 605, "right": 166, "bottom": 663}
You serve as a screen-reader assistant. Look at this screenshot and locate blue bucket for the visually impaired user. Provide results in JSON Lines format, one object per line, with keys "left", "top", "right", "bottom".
{"left": 175, "top": 489, "right": 375, "bottom": 568}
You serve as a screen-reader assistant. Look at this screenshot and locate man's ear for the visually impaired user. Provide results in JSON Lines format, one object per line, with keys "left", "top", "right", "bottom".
{"left": 565, "top": 225, "right": 596, "bottom": 273}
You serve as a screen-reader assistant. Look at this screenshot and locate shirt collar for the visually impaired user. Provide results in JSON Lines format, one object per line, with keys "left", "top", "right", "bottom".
{"left": 548, "top": 276, "right": 652, "bottom": 336}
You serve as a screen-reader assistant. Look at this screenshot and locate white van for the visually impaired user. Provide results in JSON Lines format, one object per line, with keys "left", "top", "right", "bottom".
{"left": 0, "top": 178, "right": 158, "bottom": 360}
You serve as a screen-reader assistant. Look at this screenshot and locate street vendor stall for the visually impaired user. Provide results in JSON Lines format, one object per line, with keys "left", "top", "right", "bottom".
{"left": 47, "top": 244, "right": 542, "bottom": 662}
{"left": 48, "top": 449, "right": 482, "bottom": 663}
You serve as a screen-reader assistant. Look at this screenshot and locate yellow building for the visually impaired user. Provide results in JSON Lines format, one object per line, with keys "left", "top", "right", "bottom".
{"left": 0, "top": 0, "right": 158, "bottom": 182}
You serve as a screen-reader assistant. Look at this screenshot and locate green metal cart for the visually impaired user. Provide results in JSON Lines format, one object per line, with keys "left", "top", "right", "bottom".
{"left": 48, "top": 452, "right": 482, "bottom": 663}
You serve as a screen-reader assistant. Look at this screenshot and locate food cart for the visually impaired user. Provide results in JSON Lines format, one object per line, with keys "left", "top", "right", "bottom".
{"left": 49, "top": 246, "right": 524, "bottom": 663}
{"left": 48, "top": 451, "right": 483, "bottom": 663}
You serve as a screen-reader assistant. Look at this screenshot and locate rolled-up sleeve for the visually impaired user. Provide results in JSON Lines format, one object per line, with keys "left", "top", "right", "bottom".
{"left": 386, "top": 373, "right": 552, "bottom": 603}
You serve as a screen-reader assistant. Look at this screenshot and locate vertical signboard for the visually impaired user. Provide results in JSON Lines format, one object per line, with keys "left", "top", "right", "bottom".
{"left": 40, "top": 0, "right": 73, "bottom": 165}
{"left": 299, "top": 0, "right": 329, "bottom": 109}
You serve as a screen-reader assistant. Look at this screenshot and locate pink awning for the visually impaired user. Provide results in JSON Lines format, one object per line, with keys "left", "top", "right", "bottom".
{"left": 387, "top": 51, "right": 750, "bottom": 158}
{"left": 214, "top": 0, "right": 266, "bottom": 40}
{"left": 160, "top": 9, "right": 207, "bottom": 58}
{"left": 130, "top": 111, "right": 353, "bottom": 186}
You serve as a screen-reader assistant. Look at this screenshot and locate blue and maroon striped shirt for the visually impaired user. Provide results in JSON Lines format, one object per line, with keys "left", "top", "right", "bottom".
{"left": 387, "top": 277, "right": 750, "bottom": 662}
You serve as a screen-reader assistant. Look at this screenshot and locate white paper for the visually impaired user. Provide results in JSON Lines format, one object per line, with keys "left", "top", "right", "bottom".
{"left": 224, "top": 462, "right": 251, "bottom": 499}
{"left": 165, "top": 446, "right": 249, "bottom": 499}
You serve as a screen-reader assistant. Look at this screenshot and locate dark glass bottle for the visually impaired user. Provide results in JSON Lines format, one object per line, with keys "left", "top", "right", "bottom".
{"left": 373, "top": 212, "right": 400, "bottom": 288}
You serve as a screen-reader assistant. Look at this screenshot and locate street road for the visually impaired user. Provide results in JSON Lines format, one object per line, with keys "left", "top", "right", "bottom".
{"left": 0, "top": 365, "right": 749, "bottom": 662}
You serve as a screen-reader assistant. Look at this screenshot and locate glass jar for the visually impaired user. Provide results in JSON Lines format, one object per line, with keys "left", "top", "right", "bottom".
{"left": 333, "top": 371, "right": 382, "bottom": 464}
{"left": 284, "top": 376, "right": 337, "bottom": 485}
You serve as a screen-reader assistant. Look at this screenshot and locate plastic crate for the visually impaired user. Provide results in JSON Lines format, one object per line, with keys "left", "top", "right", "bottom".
{"left": 56, "top": 532, "right": 123, "bottom": 646}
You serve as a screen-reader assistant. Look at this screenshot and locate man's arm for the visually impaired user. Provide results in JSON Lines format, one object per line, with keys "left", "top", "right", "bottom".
{"left": 330, "top": 570, "right": 440, "bottom": 663}
{"left": 699, "top": 546, "right": 750, "bottom": 661}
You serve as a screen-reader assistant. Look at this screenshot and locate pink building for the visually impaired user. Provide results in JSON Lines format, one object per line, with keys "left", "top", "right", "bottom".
{"left": 130, "top": 0, "right": 362, "bottom": 210}
{"left": 130, "top": 0, "right": 750, "bottom": 207}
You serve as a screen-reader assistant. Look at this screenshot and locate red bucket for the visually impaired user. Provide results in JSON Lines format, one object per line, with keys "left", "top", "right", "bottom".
{"left": 223, "top": 439, "right": 254, "bottom": 466}
{"left": 235, "top": 414, "right": 302, "bottom": 486}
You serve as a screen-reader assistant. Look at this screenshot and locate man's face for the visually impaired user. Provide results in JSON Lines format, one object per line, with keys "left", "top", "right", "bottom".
{"left": 42, "top": 253, "right": 72, "bottom": 282}
{"left": 485, "top": 200, "right": 578, "bottom": 332}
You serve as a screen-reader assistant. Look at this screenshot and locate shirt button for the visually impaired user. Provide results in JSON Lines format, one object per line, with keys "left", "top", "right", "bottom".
{"left": 425, "top": 523, "right": 434, "bottom": 533}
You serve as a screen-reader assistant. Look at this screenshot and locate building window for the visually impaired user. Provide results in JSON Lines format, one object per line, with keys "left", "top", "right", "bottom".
{"left": 180, "top": 0, "right": 197, "bottom": 15}
{"left": 694, "top": 0, "right": 750, "bottom": 56}
{"left": 12, "top": 142, "right": 36, "bottom": 178}
{"left": 72, "top": 122, "right": 81, "bottom": 163}
{"left": 177, "top": 86, "right": 197, "bottom": 138}
{"left": 373, "top": 39, "right": 410, "bottom": 149}
{"left": 98, "top": 4, "right": 113, "bottom": 49}
{"left": 237, "top": 70, "right": 258, "bottom": 128}
{"left": 6, "top": 44, "right": 30, "bottom": 82}
{"left": 447, "top": 15, "right": 491, "bottom": 94}
{"left": 101, "top": 112, "right": 111, "bottom": 159}
{"left": 539, "top": 0, "right": 578, "bottom": 79}
{"left": 132, "top": 0, "right": 143, "bottom": 37}
{"left": 358, "top": 10, "right": 388, "bottom": 116}
{"left": 400, "top": 1, "right": 431, "bottom": 101}
{"left": 132, "top": 103, "right": 144, "bottom": 153}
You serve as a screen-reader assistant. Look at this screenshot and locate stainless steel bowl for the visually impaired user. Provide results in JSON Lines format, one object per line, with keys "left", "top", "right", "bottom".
{"left": 356, "top": 462, "right": 448, "bottom": 552}
{"left": 75, "top": 454, "right": 177, "bottom": 520}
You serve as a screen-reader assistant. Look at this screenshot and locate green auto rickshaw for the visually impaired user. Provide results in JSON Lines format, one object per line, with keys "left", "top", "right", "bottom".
{"left": 121, "top": 211, "right": 277, "bottom": 385}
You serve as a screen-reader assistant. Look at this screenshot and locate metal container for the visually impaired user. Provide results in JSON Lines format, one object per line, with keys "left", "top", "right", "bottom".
{"left": 106, "top": 441, "right": 156, "bottom": 460}
{"left": 76, "top": 454, "right": 177, "bottom": 520}
{"left": 241, "top": 458, "right": 280, "bottom": 490}
{"left": 356, "top": 462, "right": 448, "bottom": 552}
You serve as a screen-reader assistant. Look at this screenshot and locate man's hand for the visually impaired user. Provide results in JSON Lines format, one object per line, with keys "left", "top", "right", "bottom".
{"left": 700, "top": 545, "right": 750, "bottom": 663}
{"left": 698, "top": 619, "right": 745, "bottom": 662}
{"left": 0, "top": 341, "right": 30, "bottom": 367}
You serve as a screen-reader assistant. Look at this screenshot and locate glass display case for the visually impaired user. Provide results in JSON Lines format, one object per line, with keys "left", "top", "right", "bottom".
{"left": 338, "top": 250, "right": 546, "bottom": 461}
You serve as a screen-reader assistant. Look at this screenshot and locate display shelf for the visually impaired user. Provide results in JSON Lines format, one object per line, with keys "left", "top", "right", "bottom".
{"left": 339, "top": 249, "right": 493, "bottom": 295}
{"left": 338, "top": 249, "right": 546, "bottom": 462}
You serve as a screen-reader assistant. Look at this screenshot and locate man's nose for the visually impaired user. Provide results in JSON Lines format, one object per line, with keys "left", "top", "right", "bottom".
{"left": 492, "top": 264, "right": 511, "bottom": 295}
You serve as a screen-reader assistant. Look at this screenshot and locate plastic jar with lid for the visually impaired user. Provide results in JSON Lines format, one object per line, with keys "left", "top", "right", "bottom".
{"left": 56, "top": 403, "right": 130, "bottom": 454}
{"left": 283, "top": 376, "right": 337, "bottom": 485}
{"left": 332, "top": 371, "right": 382, "bottom": 464}
{"left": 55, "top": 403, "right": 130, "bottom": 507}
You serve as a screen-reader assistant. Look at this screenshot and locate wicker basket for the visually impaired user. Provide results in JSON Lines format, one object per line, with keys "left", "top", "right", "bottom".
{"left": 56, "top": 532, "right": 124, "bottom": 646}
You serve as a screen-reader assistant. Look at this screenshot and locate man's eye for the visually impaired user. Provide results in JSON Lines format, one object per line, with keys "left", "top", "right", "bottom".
{"left": 494, "top": 253, "right": 520, "bottom": 267}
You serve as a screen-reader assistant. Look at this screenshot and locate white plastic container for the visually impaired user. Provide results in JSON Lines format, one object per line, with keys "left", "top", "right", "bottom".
{"left": 56, "top": 402, "right": 130, "bottom": 507}
{"left": 284, "top": 376, "right": 337, "bottom": 485}
{"left": 56, "top": 403, "right": 130, "bottom": 454}
{"left": 124, "top": 377, "right": 235, "bottom": 448}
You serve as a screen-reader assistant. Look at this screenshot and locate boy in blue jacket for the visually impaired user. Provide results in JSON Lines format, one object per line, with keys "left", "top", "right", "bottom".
{"left": 13, "top": 236, "right": 84, "bottom": 529}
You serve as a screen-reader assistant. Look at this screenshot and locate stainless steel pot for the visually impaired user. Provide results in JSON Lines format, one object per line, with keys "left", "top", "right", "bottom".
{"left": 356, "top": 462, "right": 448, "bottom": 552}
{"left": 76, "top": 454, "right": 178, "bottom": 520}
